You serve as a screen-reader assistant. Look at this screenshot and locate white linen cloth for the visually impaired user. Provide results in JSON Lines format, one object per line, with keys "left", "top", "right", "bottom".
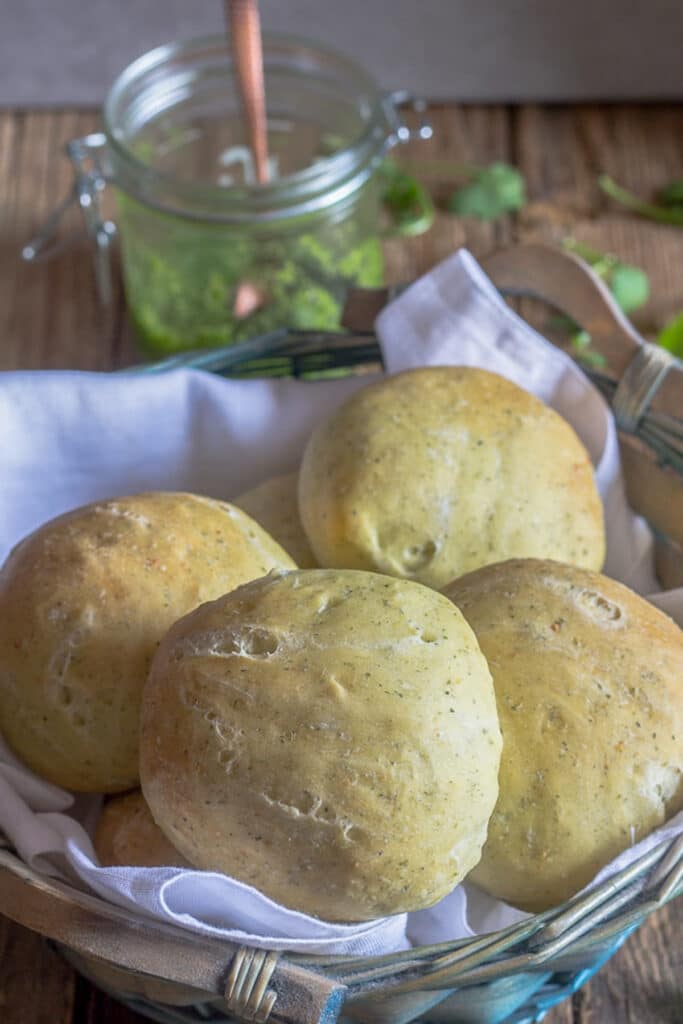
{"left": 0, "top": 249, "right": 681, "bottom": 955}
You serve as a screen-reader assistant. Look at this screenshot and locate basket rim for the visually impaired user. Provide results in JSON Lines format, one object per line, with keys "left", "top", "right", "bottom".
{"left": 0, "top": 829, "right": 680, "bottom": 996}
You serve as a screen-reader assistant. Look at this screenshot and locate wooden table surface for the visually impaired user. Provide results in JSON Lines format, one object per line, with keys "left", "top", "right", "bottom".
{"left": 0, "top": 103, "right": 681, "bottom": 1023}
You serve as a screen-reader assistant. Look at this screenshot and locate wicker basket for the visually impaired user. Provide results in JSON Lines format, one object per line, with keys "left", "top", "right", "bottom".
{"left": 1, "top": 244, "right": 681, "bottom": 1024}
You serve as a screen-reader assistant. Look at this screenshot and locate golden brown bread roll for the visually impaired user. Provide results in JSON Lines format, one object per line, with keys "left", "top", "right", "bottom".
{"left": 299, "top": 367, "right": 605, "bottom": 587}
{"left": 0, "top": 492, "right": 295, "bottom": 793}
{"left": 443, "top": 559, "right": 683, "bottom": 912}
{"left": 140, "top": 568, "right": 502, "bottom": 921}
{"left": 234, "top": 472, "right": 317, "bottom": 568}
{"left": 94, "top": 790, "right": 190, "bottom": 868}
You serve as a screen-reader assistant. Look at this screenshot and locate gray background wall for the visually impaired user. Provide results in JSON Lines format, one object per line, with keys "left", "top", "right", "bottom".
{"left": 3, "top": 0, "right": 683, "bottom": 106}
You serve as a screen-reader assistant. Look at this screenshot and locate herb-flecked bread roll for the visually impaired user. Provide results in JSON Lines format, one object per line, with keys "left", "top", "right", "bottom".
{"left": 299, "top": 368, "right": 605, "bottom": 587}
{"left": 0, "top": 492, "right": 295, "bottom": 793}
{"left": 95, "top": 790, "right": 190, "bottom": 868}
{"left": 140, "top": 568, "right": 502, "bottom": 921}
{"left": 443, "top": 559, "right": 683, "bottom": 912}
{"left": 234, "top": 472, "right": 317, "bottom": 568}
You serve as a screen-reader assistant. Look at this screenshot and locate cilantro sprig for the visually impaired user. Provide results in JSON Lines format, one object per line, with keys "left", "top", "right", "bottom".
{"left": 562, "top": 238, "right": 650, "bottom": 315}
{"left": 380, "top": 160, "right": 435, "bottom": 237}
{"left": 559, "top": 239, "right": 651, "bottom": 369}
{"left": 380, "top": 159, "right": 528, "bottom": 232}
{"left": 448, "top": 162, "right": 526, "bottom": 221}
{"left": 380, "top": 156, "right": 683, "bottom": 365}
{"left": 569, "top": 330, "right": 608, "bottom": 369}
{"left": 656, "top": 313, "right": 683, "bottom": 357}
{"left": 599, "top": 175, "right": 683, "bottom": 226}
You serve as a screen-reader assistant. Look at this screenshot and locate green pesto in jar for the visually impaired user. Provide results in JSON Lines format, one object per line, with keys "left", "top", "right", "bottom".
{"left": 117, "top": 182, "right": 384, "bottom": 357}
{"left": 102, "top": 36, "right": 404, "bottom": 357}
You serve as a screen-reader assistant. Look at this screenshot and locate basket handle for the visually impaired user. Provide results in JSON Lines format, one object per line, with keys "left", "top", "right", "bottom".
{"left": 480, "top": 243, "right": 682, "bottom": 422}
{"left": 224, "top": 950, "right": 345, "bottom": 1024}
{"left": 480, "top": 243, "right": 683, "bottom": 562}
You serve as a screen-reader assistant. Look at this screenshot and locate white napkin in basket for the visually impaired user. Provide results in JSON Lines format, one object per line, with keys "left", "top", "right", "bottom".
{"left": 0, "top": 249, "right": 681, "bottom": 956}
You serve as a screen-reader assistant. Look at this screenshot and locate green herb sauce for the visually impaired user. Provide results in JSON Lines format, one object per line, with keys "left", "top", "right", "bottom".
{"left": 117, "top": 191, "right": 384, "bottom": 356}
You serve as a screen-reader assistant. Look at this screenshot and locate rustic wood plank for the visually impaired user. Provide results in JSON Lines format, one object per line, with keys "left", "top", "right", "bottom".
{"left": 549, "top": 1000, "right": 574, "bottom": 1024}
{"left": 0, "top": 109, "right": 124, "bottom": 372}
{"left": 576, "top": 901, "right": 682, "bottom": 1024}
{"left": 76, "top": 980, "right": 145, "bottom": 1024}
{"left": 514, "top": 104, "right": 683, "bottom": 338}
{"left": 6, "top": 110, "right": 67, "bottom": 367}
{"left": 0, "top": 113, "right": 19, "bottom": 233}
{"left": 0, "top": 919, "right": 75, "bottom": 1024}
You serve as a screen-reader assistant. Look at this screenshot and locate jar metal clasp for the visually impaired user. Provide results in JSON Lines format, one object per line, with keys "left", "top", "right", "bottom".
{"left": 21, "top": 133, "right": 117, "bottom": 305}
{"left": 382, "top": 91, "right": 433, "bottom": 151}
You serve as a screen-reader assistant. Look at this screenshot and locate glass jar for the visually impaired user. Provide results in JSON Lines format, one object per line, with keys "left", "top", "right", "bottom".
{"left": 29, "top": 35, "right": 430, "bottom": 356}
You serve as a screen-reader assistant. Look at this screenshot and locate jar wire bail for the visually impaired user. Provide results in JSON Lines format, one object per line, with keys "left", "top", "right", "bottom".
{"left": 21, "top": 132, "right": 117, "bottom": 306}
{"left": 382, "top": 91, "right": 433, "bottom": 151}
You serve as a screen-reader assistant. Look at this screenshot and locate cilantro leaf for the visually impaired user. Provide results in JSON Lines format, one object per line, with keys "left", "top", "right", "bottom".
{"left": 380, "top": 160, "right": 435, "bottom": 237}
{"left": 557, "top": 239, "right": 652, "bottom": 370}
{"left": 657, "top": 313, "right": 683, "bottom": 358}
{"left": 658, "top": 180, "right": 683, "bottom": 210}
{"left": 562, "top": 238, "right": 650, "bottom": 315}
{"left": 448, "top": 162, "right": 526, "bottom": 221}
{"left": 570, "top": 329, "right": 592, "bottom": 350}
{"left": 608, "top": 264, "right": 650, "bottom": 314}
{"left": 569, "top": 330, "right": 608, "bottom": 368}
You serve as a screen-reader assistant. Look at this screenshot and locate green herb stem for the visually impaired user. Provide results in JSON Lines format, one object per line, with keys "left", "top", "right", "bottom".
{"left": 599, "top": 175, "right": 683, "bottom": 226}
{"left": 562, "top": 236, "right": 617, "bottom": 270}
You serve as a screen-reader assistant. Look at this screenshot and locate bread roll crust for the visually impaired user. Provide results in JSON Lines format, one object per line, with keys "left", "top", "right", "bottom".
{"left": 299, "top": 367, "right": 605, "bottom": 587}
{"left": 0, "top": 492, "right": 295, "bottom": 792}
{"left": 444, "top": 559, "right": 683, "bottom": 911}
{"left": 234, "top": 472, "right": 316, "bottom": 568}
{"left": 141, "top": 568, "right": 502, "bottom": 921}
{"left": 94, "top": 790, "right": 189, "bottom": 867}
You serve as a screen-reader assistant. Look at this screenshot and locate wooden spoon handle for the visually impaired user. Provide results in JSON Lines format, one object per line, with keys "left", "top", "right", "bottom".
{"left": 227, "top": 0, "right": 269, "bottom": 184}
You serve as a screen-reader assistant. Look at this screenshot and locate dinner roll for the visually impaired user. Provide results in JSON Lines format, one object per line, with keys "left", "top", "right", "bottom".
{"left": 95, "top": 790, "right": 190, "bottom": 868}
{"left": 141, "top": 568, "right": 501, "bottom": 921}
{"left": 444, "top": 559, "right": 683, "bottom": 912}
{"left": 0, "top": 492, "right": 295, "bottom": 793}
{"left": 299, "top": 368, "right": 605, "bottom": 587}
{"left": 234, "top": 472, "right": 317, "bottom": 568}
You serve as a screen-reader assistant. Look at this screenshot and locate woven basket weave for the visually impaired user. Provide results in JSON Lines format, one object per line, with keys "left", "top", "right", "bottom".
{"left": 1, "top": 244, "right": 681, "bottom": 1024}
